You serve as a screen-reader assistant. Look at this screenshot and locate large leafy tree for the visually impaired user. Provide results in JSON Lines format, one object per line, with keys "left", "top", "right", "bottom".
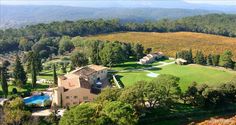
{"left": 118, "top": 81, "right": 146, "bottom": 109}
{"left": 132, "top": 43, "right": 144, "bottom": 61}
{"left": 149, "top": 74, "right": 181, "bottom": 108}
{"left": 3, "top": 98, "right": 31, "bottom": 125}
{"left": 13, "top": 55, "right": 27, "bottom": 87}
{"left": 59, "top": 103, "right": 99, "bottom": 125}
{"left": 58, "top": 36, "right": 74, "bottom": 55}
{"left": 101, "top": 101, "right": 138, "bottom": 125}
{"left": 59, "top": 101, "right": 138, "bottom": 125}
{"left": 96, "top": 88, "right": 122, "bottom": 103}
{"left": 70, "top": 51, "right": 88, "bottom": 67}
{"left": 100, "top": 42, "right": 125, "bottom": 66}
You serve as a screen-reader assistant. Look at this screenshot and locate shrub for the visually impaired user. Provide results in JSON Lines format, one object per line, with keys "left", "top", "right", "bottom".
{"left": 44, "top": 100, "right": 52, "bottom": 107}
{"left": 12, "top": 88, "right": 18, "bottom": 94}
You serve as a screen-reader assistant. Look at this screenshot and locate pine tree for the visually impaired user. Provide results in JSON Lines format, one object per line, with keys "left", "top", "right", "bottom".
{"left": 53, "top": 64, "right": 58, "bottom": 85}
{"left": 0, "top": 67, "right": 8, "bottom": 98}
{"left": 13, "top": 55, "right": 27, "bottom": 87}
{"left": 194, "top": 51, "right": 206, "bottom": 65}
{"left": 219, "top": 50, "right": 234, "bottom": 69}
{"left": 206, "top": 54, "right": 213, "bottom": 66}
{"left": 212, "top": 54, "right": 220, "bottom": 66}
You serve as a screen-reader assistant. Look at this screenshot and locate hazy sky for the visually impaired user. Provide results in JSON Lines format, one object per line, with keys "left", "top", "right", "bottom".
{"left": 1, "top": 0, "right": 236, "bottom": 7}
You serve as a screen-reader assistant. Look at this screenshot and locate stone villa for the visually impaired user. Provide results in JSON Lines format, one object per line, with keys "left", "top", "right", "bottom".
{"left": 139, "top": 52, "right": 164, "bottom": 64}
{"left": 52, "top": 65, "right": 108, "bottom": 107}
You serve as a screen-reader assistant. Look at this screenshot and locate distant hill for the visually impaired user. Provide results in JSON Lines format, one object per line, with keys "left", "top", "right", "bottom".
{"left": 0, "top": 5, "right": 217, "bottom": 29}
{"left": 86, "top": 32, "right": 236, "bottom": 60}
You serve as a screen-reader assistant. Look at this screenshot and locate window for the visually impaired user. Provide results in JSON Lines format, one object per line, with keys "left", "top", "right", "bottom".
{"left": 66, "top": 96, "right": 70, "bottom": 99}
{"left": 83, "top": 96, "right": 88, "bottom": 101}
{"left": 74, "top": 96, "right": 78, "bottom": 99}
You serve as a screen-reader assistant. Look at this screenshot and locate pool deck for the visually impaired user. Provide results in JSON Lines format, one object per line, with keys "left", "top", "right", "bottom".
{"left": 32, "top": 109, "right": 51, "bottom": 116}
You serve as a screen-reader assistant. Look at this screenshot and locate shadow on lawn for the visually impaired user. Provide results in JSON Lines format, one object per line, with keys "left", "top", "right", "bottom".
{"left": 114, "top": 75, "right": 125, "bottom": 88}
{"left": 39, "top": 73, "right": 52, "bottom": 77}
{"left": 23, "top": 83, "right": 49, "bottom": 91}
{"left": 147, "top": 67, "right": 162, "bottom": 71}
{"left": 113, "top": 63, "right": 153, "bottom": 70}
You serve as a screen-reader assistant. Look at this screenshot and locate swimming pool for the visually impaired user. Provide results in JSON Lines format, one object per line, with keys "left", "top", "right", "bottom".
{"left": 24, "top": 94, "right": 50, "bottom": 105}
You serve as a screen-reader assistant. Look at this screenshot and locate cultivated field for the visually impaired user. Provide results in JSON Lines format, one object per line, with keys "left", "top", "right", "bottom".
{"left": 86, "top": 32, "right": 236, "bottom": 59}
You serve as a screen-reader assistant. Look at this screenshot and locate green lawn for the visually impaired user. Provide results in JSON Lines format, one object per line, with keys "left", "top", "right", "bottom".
{"left": 0, "top": 82, "right": 49, "bottom": 97}
{"left": 116, "top": 64, "right": 236, "bottom": 91}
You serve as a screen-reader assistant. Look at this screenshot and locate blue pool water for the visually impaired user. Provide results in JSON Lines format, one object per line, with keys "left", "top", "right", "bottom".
{"left": 24, "top": 94, "right": 50, "bottom": 105}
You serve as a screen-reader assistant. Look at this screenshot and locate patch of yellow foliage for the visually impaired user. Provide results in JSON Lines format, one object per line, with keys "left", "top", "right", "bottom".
{"left": 85, "top": 32, "right": 236, "bottom": 59}
{"left": 198, "top": 116, "right": 236, "bottom": 125}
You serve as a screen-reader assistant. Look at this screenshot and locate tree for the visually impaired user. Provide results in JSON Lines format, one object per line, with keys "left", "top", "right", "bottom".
{"left": 27, "top": 52, "right": 38, "bottom": 88}
{"left": 219, "top": 50, "right": 234, "bottom": 69}
{"left": 212, "top": 54, "right": 220, "bottom": 66}
{"left": 176, "top": 49, "right": 193, "bottom": 63}
{"left": 26, "top": 52, "right": 42, "bottom": 74}
{"left": 150, "top": 74, "right": 181, "bottom": 108}
{"left": 206, "top": 54, "right": 213, "bottom": 66}
{"left": 53, "top": 64, "right": 58, "bottom": 85}
{"left": 194, "top": 51, "right": 206, "bottom": 65}
{"left": 144, "top": 48, "right": 152, "bottom": 54}
{"left": 19, "top": 37, "right": 33, "bottom": 51}
{"left": 58, "top": 36, "right": 74, "bottom": 55}
{"left": 87, "top": 40, "right": 102, "bottom": 64}
{"left": 118, "top": 81, "right": 146, "bottom": 109}
{"left": 96, "top": 88, "right": 122, "bottom": 103}
{"left": 0, "top": 67, "right": 8, "bottom": 98}
{"left": 13, "top": 55, "right": 27, "bottom": 87}
{"left": 59, "top": 103, "right": 99, "bottom": 125}
{"left": 101, "top": 101, "right": 138, "bottom": 125}
{"left": 31, "top": 58, "right": 37, "bottom": 88}
{"left": 70, "top": 51, "right": 88, "bottom": 67}
{"left": 3, "top": 97, "right": 31, "bottom": 125}
{"left": 100, "top": 42, "right": 125, "bottom": 66}
{"left": 132, "top": 43, "right": 144, "bottom": 60}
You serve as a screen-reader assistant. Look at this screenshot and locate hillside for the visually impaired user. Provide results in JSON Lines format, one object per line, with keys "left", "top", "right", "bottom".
{"left": 86, "top": 32, "right": 236, "bottom": 59}
{"left": 0, "top": 5, "right": 215, "bottom": 29}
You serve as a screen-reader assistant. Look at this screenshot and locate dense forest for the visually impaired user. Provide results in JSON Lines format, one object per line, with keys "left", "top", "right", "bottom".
{"left": 0, "top": 14, "right": 236, "bottom": 53}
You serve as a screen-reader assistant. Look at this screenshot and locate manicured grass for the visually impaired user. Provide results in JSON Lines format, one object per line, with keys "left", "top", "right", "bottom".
{"left": 85, "top": 32, "right": 236, "bottom": 60}
{"left": 116, "top": 64, "right": 236, "bottom": 91}
{"left": 0, "top": 82, "right": 49, "bottom": 97}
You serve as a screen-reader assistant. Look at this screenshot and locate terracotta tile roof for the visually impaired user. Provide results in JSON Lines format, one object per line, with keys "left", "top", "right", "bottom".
{"left": 79, "top": 77, "right": 91, "bottom": 89}
{"left": 73, "top": 67, "right": 96, "bottom": 76}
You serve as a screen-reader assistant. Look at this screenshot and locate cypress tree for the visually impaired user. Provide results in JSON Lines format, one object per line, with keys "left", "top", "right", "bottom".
{"left": 31, "top": 58, "right": 37, "bottom": 88}
{"left": 53, "top": 64, "right": 58, "bottom": 85}
{"left": 0, "top": 67, "right": 8, "bottom": 98}
{"left": 189, "top": 49, "right": 193, "bottom": 63}
{"left": 13, "top": 55, "right": 27, "bottom": 86}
